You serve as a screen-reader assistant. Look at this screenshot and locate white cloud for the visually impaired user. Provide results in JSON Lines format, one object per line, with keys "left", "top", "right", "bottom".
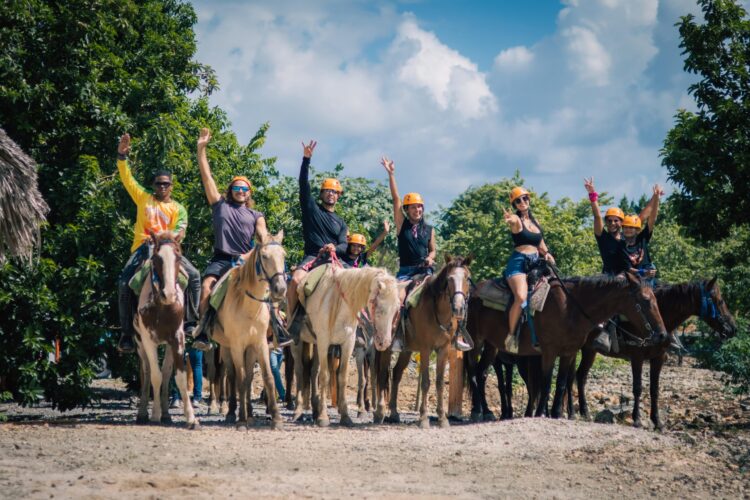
{"left": 563, "top": 26, "right": 611, "bottom": 86}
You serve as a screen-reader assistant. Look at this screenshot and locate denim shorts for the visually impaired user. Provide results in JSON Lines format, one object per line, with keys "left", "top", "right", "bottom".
{"left": 504, "top": 251, "right": 539, "bottom": 278}
{"left": 397, "top": 265, "right": 434, "bottom": 281}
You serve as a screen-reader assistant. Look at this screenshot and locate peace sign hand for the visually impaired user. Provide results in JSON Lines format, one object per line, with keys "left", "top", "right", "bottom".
{"left": 302, "top": 140, "right": 317, "bottom": 159}
{"left": 502, "top": 207, "right": 514, "bottom": 223}
{"left": 583, "top": 177, "right": 595, "bottom": 194}
{"left": 118, "top": 133, "right": 131, "bottom": 156}
{"left": 381, "top": 156, "right": 395, "bottom": 175}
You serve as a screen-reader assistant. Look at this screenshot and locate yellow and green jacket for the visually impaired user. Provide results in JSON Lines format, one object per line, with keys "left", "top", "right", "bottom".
{"left": 117, "top": 159, "right": 188, "bottom": 253}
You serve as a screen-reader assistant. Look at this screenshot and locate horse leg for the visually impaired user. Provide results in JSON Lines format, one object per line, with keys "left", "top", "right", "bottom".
{"left": 258, "top": 342, "right": 283, "bottom": 430}
{"left": 291, "top": 341, "right": 306, "bottom": 422}
{"left": 518, "top": 357, "right": 536, "bottom": 417}
{"left": 136, "top": 343, "right": 150, "bottom": 424}
{"left": 417, "top": 350, "right": 431, "bottom": 429}
{"left": 173, "top": 343, "right": 199, "bottom": 429}
{"left": 387, "top": 351, "right": 411, "bottom": 424}
{"left": 478, "top": 344, "right": 498, "bottom": 421}
{"left": 283, "top": 346, "right": 295, "bottom": 410}
{"left": 223, "top": 350, "right": 237, "bottom": 424}
{"left": 315, "top": 340, "right": 331, "bottom": 427}
{"left": 355, "top": 345, "right": 366, "bottom": 417}
{"left": 551, "top": 354, "right": 574, "bottom": 419}
{"left": 373, "top": 350, "right": 390, "bottom": 424}
{"left": 631, "top": 358, "right": 644, "bottom": 428}
{"left": 159, "top": 349, "right": 174, "bottom": 424}
{"left": 205, "top": 348, "right": 220, "bottom": 415}
{"left": 565, "top": 357, "right": 576, "bottom": 420}
{"left": 649, "top": 354, "right": 666, "bottom": 430}
{"left": 337, "top": 337, "right": 356, "bottom": 427}
{"left": 143, "top": 344, "right": 163, "bottom": 423}
{"left": 244, "top": 347, "right": 256, "bottom": 426}
{"left": 493, "top": 356, "right": 514, "bottom": 420}
{"left": 576, "top": 348, "right": 596, "bottom": 420}
{"left": 230, "top": 348, "right": 247, "bottom": 427}
{"left": 310, "top": 345, "right": 319, "bottom": 420}
{"left": 535, "top": 354, "right": 555, "bottom": 417}
{"left": 435, "top": 347, "right": 449, "bottom": 428}
{"left": 366, "top": 346, "right": 374, "bottom": 412}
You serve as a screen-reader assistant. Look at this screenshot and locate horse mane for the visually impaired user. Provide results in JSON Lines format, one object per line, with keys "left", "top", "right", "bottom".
{"left": 560, "top": 273, "right": 629, "bottom": 289}
{"left": 319, "top": 266, "right": 391, "bottom": 328}
{"left": 424, "top": 257, "right": 470, "bottom": 297}
{"left": 230, "top": 246, "right": 260, "bottom": 306}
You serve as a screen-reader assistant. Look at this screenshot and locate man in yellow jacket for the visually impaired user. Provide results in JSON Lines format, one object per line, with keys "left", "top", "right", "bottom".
{"left": 115, "top": 133, "right": 200, "bottom": 353}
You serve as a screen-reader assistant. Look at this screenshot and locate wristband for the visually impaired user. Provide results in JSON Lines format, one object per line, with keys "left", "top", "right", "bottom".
{"left": 117, "top": 153, "right": 128, "bottom": 161}
{"left": 588, "top": 192, "right": 598, "bottom": 202}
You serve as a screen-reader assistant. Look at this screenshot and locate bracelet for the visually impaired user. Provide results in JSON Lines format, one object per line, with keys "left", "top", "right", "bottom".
{"left": 117, "top": 153, "right": 128, "bottom": 161}
{"left": 588, "top": 192, "right": 598, "bottom": 202}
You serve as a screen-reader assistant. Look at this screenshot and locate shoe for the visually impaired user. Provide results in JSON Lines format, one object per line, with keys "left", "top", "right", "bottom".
{"left": 504, "top": 333, "right": 519, "bottom": 354}
{"left": 184, "top": 322, "right": 196, "bottom": 337}
{"left": 592, "top": 330, "right": 611, "bottom": 354}
{"left": 117, "top": 333, "right": 136, "bottom": 354}
{"left": 192, "top": 330, "right": 212, "bottom": 352}
{"left": 453, "top": 325, "right": 474, "bottom": 352}
{"left": 170, "top": 398, "right": 181, "bottom": 409}
{"left": 391, "top": 335, "right": 403, "bottom": 353}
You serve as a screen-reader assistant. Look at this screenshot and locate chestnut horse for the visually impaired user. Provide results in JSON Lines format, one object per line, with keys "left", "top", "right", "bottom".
{"left": 134, "top": 231, "right": 199, "bottom": 429}
{"left": 573, "top": 278, "right": 736, "bottom": 429}
{"left": 374, "top": 255, "right": 472, "bottom": 429}
{"left": 465, "top": 270, "right": 668, "bottom": 419}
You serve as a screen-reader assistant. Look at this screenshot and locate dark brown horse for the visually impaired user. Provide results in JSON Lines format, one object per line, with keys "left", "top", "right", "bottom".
{"left": 374, "top": 255, "right": 472, "bottom": 429}
{"left": 465, "top": 270, "right": 668, "bottom": 420}
{"left": 572, "top": 278, "right": 736, "bottom": 429}
{"left": 134, "top": 231, "right": 199, "bottom": 429}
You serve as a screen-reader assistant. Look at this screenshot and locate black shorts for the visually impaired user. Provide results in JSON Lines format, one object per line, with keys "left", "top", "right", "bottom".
{"left": 203, "top": 256, "right": 234, "bottom": 279}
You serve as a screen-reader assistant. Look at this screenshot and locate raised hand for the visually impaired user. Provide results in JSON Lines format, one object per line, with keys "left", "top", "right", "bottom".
{"left": 198, "top": 128, "right": 211, "bottom": 149}
{"left": 383, "top": 219, "right": 390, "bottom": 233}
{"left": 302, "top": 140, "right": 317, "bottom": 159}
{"left": 653, "top": 184, "right": 664, "bottom": 198}
{"left": 584, "top": 177, "right": 595, "bottom": 194}
{"left": 118, "top": 133, "right": 131, "bottom": 155}
{"left": 381, "top": 156, "right": 395, "bottom": 174}
{"left": 502, "top": 207, "right": 514, "bottom": 223}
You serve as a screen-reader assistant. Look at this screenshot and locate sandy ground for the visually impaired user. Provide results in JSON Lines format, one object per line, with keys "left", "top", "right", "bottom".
{"left": 1, "top": 355, "right": 748, "bottom": 499}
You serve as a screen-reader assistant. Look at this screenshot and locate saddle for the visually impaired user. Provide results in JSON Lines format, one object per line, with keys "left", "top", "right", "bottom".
{"left": 476, "top": 260, "right": 551, "bottom": 313}
{"left": 208, "top": 267, "right": 237, "bottom": 311}
{"left": 129, "top": 259, "right": 189, "bottom": 296}
{"left": 299, "top": 263, "right": 330, "bottom": 308}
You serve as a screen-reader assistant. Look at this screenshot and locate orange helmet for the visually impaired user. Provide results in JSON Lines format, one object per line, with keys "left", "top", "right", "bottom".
{"left": 509, "top": 186, "right": 530, "bottom": 204}
{"left": 321, "top": 178, "right": 343, "bottom": 193}
{"left": 347, "top": 233, "right": 367, "bottom": 246}
{"left": 230, "top": 175, "right": 252, "bottom": 189}
{"left": 402, "top": 192, "right": 424, "bottom": 206}
{"left": 622, "top": 215, "right": 642, "bottom": 229}
{"left": 604, "top": 207, "right": 625, "bottom": 221}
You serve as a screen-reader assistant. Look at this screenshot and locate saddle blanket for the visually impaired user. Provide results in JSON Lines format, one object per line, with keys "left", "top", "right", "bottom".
{"left": 209, "top": 267, "right": 237, "bottom": 311}
{"left": 300, "top": 263, "right": 330, "bottom": 308}
{"left": 129, "top": 260, "right": 188, "bottom": 296}
{"left": 476, "top": 277, "right": 550, "bottom": 313}
{"left": 405, "top": 279, "right": 428, "bottom": 310}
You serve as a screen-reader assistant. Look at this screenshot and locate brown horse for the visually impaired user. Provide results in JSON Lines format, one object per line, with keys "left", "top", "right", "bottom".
{"left": 465, "top": 270, "right": 668, "bottom": 419}
{"left": 573, "top": 278, "right": 736, "bottom": 429}
{"left": 134, "top": 231, "right": 199, "bottom": 429}
{"left": 374, "top": 255, "right": 472, "bottom": 429}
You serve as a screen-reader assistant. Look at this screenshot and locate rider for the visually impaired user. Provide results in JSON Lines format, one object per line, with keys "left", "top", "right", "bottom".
{"left": 341, "top": 220, "right": 390, "bottom": 268}
{"left": 381, "top": 156, "right": 472, "bottom": 352}
{"left": 502, "top": 186, "right": 555, "bottom": 353}
{"left": 285, "top": 140, "right": 349, "bottom": 339}
{"left": 623, "top": 184, "right": 662, "bottom": 286}
{"left": 191, "top": 127, "right": 291, "bottom": 350}
{"left": 115, "top": 133, "right": 201, "bottom": 353}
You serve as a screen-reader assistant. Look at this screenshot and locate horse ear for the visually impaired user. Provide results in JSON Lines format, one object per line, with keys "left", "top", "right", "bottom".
{"left": 274, "top": 229, "right": 284, "bottom": 242}
{"left": 706, "top": 276, "right": 718, "bottom": 291}
{"left": 624, "top": 271, "right": 639, "bottom": 286}
{"left": 444, "top": 253, "right": 453, "bottom": 264}
{"left": 464, "top": 253, "right": 474, "bottom": 267}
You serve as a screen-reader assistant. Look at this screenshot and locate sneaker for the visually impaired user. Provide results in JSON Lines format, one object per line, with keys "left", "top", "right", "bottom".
{"left": 592, "top": 330, "right": 611, "bottom": 354}
{"left": 192, "top": 330, "right": 212, "bottom": 352}
{"left": 170, "top": 398, "right": 181, "bottom": 409}
{"left": 117, "top": 334, "right": 136, "bottom": 354}
{"left": 391, "top": 335, "right": 403, "bottom": 353}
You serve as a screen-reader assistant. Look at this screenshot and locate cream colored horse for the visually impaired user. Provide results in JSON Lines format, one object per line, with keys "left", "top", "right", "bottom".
{"left": 293, "top": 265, "right": 400, "bottom": 427}
{"left": 210, "top": 230, "right": 287, "bottom": 429}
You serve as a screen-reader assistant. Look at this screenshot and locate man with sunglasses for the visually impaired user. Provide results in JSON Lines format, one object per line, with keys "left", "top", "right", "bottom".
{"left": 285, "top": 140, "right": 349, "bottom": 340}
{"left": 115, "top": 133, "right": 201, "bottom": 353}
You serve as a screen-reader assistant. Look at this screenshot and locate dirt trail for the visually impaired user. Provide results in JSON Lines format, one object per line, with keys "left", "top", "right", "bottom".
{"left": 1, "top": 356, "right": 748, "bottom": 499}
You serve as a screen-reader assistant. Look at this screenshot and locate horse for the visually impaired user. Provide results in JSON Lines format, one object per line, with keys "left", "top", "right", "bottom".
{"left": 292, "top": 264, "right": 400, "bottom": 427}
{"left": 572, "top": 278, "right": 736, "bottom": 429}
{"left": 134, "top": 231, "right": 199, "bottom": 429}
{"left": 209, "top": 229, "right": 287, "bottom": 429}
{"left": 374, "top": 255, "right": 472, "bottom": 429}
{"left": 354, "top": 326, "right": 377, "bottom": 418}
{"left": 465, "top": 270, "right": 668, "bottom": 420}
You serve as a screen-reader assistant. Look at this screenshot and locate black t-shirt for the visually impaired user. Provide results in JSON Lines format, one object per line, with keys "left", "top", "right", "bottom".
{"left": 595, "top": 230, "right": 629, "bottom": 275}
{"left": 398, "top": 218, "right": 432, "bottom": 267}
{"left": 624, "top": 226, "right": 653, "bottom": 269}
{"left": 298, "top": 157, "right": 348, "bottom": 257}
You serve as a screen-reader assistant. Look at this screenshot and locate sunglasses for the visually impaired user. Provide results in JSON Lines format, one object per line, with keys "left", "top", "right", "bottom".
{"left": 321, "top": 189, "right": 339, "bottom": 195}
{"left": 231, "top": 185, "right": 250, "bottom": 193}
{"left": 605, "top": 217, "right": 622, "bottom": 224}
{"left": 513, "top": 195, "right": 530, "bottom": 205}
{"left": 154, "top": 181, "right": 172, "bottom": 188}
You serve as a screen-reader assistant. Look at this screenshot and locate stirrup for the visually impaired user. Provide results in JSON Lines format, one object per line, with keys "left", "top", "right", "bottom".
{"left": 117, "top": 333, "right": 136, "bottom": 354}
{"left": 270, "top": 308, "right": 294, "bottom": 348}
{"left": 453, "top": 324, "right": 474, "bottom": 352}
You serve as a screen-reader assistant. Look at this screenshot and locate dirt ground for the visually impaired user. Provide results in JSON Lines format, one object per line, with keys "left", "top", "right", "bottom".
{"left": 1, "top": 354, "right": 748, "bottom": 499}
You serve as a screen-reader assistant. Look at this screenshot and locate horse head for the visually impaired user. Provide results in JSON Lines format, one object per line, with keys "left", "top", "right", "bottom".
{"left": 622, "top": 271, "right": 669, "bottom": 343}
{"left": 150, "top": 230, "right": 182, "bottom": 305}
{"left": 442, "top": 254, "right": 472, "bottom": 320}
{"left": 255, "top": 229, "right": 287, "bottom": 302}
{"left": 369, "top": 271, "right": 400, "bottom": 351}
{"left": 700, "top": 277, "right": 736, "bottom": 339}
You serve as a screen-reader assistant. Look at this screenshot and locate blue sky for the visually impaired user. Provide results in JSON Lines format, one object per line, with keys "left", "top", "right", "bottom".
{"left": 191, "top": 0, "right": 721, "bottom": 209}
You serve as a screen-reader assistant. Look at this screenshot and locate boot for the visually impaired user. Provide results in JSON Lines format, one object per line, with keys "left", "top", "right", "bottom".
{"left": 270, "top": 306, "right": 293, "bottom": 347}
{"left": 608, "top": 321, "right": 619, "bottom": 354}
{"left": 117, "top": 333, "right": 136, "bottom": 354}
{"left": 192, "top": 308, "right": 215, "bottom": 351}
{"left": 453, "top": 321, "right": 474, "bottom": 352}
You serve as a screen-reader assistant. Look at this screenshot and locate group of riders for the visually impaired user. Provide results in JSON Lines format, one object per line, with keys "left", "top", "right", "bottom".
{"left": 114, "top": 130, "right": 668, "bottom": 357}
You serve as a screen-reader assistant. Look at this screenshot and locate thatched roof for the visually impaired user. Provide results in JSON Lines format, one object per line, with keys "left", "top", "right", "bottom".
{"left": 0, "top": 128, "right": 49, "bottom": 264}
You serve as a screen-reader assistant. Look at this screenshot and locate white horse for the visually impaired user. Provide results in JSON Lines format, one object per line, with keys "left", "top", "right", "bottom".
{"left": 210, "top": 230, "right": 287, "bottom": 429}
{"left": 293, "top": 265, "right": 400, "bottom": 427}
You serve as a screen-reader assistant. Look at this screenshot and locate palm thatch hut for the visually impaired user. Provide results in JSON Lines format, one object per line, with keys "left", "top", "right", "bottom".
{"left": 0, "top": 128, "right": 49, "bottom": 264}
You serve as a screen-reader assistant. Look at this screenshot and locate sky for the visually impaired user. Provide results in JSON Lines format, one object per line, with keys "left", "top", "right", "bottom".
{"left": 191, "top": 0, "right": 719, "bottom": 209}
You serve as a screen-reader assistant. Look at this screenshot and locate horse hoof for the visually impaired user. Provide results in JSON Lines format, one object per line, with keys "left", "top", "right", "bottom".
{"left": 136, "top": 415, "right": 149, "bottom": 425}
{"left": 235, "top": 421, "right": 248, "bottom": 430}
{"left": 292, "top": 411, "right": 304, "bottom": 423}
{"left": 286, "top": 401, "right": 296, "bottom": 411}
{"left": 316, "top": 418, "right": 330, "bottom": 428}
{"left": 385, "top": 414, "right": 400, "bottom": 424}
{"left": 160, "top": 415, "right": 173, "bottom": 424}
{"left": 500, "top": 413, "right": 513, "bottom": 421}
{"left": 340, "top": 415, "right": 355, "bottom": 427}
{"left": 438, "top": 418, "right": 450, "bottom": 429}
{"left": 633, "top": 419, "right": 643, "bottom": 429}
{"left": 470, "top": 412, "right": 482, "bottom": 423}
{"left": 483, "top": 412, "right": 497, "bottom": 422}
{"left": 373, "top": 411, "right": 384, "bottom": 424}
{"left": 653, "top": 420, "right": 664, "bottom": 432}
{"left": 271, "top": 419, "right": 284, "bottom": 431}
{"left": 357, "top": 411, "right": 366, "bottom": 419}
{"left": 225, "top": 414, "right": 237, "bottom": 424}
{"left": 188, "top": 420, "right": 201, "bottom": 431}
{"left": 418, "top": 419, "right": 430, "bottom": 430}
{"left": 208, "top": 403, "right": 220, "bottom": 415}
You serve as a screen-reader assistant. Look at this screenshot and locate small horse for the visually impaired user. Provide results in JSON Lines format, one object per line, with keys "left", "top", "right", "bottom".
{"left": 465, "top": 270, "right": 668, "bottom": 419}
{"left": 210, "top": 229, "right": 287, "bottom": 429}
{"left": 573, "top": 278, "right": 736, "bottom": 429}
{"left": 374, "top": 255, "right": 472, "bottom": 429}
{"left": 292, "top": 265, "right": 400, "bottom": 427}
{"left": 134, "top": 231, "right": 199, "bottom": 429}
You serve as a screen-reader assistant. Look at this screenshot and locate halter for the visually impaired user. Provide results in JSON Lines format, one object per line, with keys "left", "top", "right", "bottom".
{"left": 150, "top": 239, "right": 180, "bottom": 297}
{"left": 432, "top": 268, "right": 470, "bottom": 333}
{"left": 244, "top": 241, "right": 286, "bottom": 304}
{"left": 699, "top": 286, "right": 719, "bottom": 319}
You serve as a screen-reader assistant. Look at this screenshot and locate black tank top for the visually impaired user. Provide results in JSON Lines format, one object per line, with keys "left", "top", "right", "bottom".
{"left": 511, "top": 219, "right": 543, "bottom": 248}
{"left": 398, "top": 219, "right": 432, "bottom": 267}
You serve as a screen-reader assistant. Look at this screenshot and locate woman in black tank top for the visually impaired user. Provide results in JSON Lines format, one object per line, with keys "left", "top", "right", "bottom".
{"left": 502, "top": 186, "right": 555, "bottom": 353}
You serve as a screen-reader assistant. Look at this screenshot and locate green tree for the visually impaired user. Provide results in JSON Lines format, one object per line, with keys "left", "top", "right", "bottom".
{"left": 661, "top": 0, "right": 750, "bottom": 241}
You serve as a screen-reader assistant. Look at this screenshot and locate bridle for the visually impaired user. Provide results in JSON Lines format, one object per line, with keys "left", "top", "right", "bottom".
{"left": 245, "top": 241, "right": 286, "bottom": 304}
{"left": 150, "top": 239, "right": 180, "bottom": 298}
{"left": 699, "top": 283, "right": 733, "bottom": 337}
{"left": 433, "top": 266, "right": 470, "bottom": 333}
